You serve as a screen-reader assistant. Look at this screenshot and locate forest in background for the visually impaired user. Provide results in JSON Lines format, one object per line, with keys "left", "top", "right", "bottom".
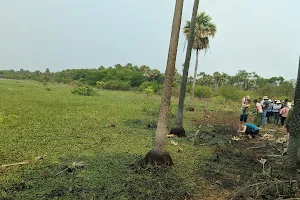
{"left": 0, "top": 63, "right": 295, "bottom": 101}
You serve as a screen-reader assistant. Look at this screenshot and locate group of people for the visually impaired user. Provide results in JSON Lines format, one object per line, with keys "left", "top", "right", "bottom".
{"left": 238, "top": 95, "right": 294, "bottom": 139}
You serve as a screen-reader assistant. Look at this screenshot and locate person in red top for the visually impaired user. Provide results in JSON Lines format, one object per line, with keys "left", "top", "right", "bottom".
{"left": 280, "top": 105, "right": 290, "bottom": 126}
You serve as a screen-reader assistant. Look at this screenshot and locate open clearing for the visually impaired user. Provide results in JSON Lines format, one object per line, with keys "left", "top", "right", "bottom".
{"left": 0, "top": 80, "right": 296, "bottom": 199}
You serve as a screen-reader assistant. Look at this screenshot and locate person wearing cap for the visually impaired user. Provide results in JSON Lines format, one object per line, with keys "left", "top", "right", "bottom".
{"left": 253, "top": 99, "right": 263, "bottom": 126}
{"left": 261, "top": 96, "right": 270, "bottom": 126}
{"left": 273, "top": 100, "right": 282, "bottom": 125}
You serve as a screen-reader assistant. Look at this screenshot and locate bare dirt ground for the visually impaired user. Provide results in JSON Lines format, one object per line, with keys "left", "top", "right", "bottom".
{"left": 193, "top": 111, "right": 300, "bottom": 200}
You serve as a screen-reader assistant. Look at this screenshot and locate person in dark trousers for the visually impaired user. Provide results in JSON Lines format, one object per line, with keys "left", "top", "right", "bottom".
{"left": 273, "top": 100, "right": 282, "bottom": 125}
{"left": 239, "top": 123, "right": 260, "bottom": 139}
{"left": 280, "top": 105, "right": 290, "bottom": 126}
{"left": 239, "top": 99, "right": 250, "bottom": 130}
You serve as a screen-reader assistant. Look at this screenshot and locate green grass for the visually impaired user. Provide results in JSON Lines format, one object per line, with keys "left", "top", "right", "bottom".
{"left": 0, "top": 80, "right": 216, "bottom": 199}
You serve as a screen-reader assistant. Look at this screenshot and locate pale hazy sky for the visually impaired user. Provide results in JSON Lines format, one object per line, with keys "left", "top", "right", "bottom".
{"left": 0, "top": 0, "right": 299, "bottom": 80}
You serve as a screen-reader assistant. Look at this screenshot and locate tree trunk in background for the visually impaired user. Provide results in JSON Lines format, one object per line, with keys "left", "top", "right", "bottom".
{"left": 170, "top": 0, "right": 199, "bottom": 137}
{"left": 284, "top": 55, "right": 300, "bottom": 178}
{"left": 145, "top": 0, "right": 184, "bottom": 166}
{"left": 189, "top": 49, "right": 199, "bottom": 107}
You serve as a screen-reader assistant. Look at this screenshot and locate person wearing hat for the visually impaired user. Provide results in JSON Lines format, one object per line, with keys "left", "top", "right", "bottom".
{"left": 261, "top": 96, "right": 270, "bottom": 126}
{"left": 273, "top": 100, "right": 282, "bottom": 125}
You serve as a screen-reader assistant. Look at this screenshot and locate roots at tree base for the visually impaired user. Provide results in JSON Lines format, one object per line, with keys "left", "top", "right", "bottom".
{"left": 170, "top": 125, "right": 186, "bottom": 137}
{"left": 186, "top": 107, "right": 194, "bottom": 112}
{"left": 144, "top": 150, "right": 173, "bottom": 166}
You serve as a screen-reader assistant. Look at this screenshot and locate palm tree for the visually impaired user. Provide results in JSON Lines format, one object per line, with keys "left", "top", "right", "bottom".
{"left": 170, "top": 0, "right": 199, "bottom": 137}
{"left": 284, "top": 55, "right": 300, "bottom": 178}
{"left": 183, "top": 12, "right": 216, "bottom": 108}
{"left": 144, "top": 0, "right": 184, "bottom": 166}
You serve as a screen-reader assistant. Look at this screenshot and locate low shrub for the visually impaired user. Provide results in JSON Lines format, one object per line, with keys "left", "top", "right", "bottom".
{"left": 103, "top": 80, "right": 130, "bottom": 91}
{"left": 211, "top": 96, "right": 226, "bottom": 104}
{"left": 138, "top": 81, "right": 163, "bottom": 93}
{"left": 71, "top": 86, "right": 96, "bottom": 96}
{"left": 217, "top": 86, "right": 242, "bottom": 100}
{"left": 144, "top": 86, "right": 154, "bottom": 98}
{"left": 96, "top": 81, "right": 105, "bottom": 89}
{"left": 195, "top": 86, "right": 213, "bottom": 98}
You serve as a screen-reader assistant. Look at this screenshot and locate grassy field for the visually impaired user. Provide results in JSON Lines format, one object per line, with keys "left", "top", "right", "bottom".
{"left": 0, "top": 79, "right": 220, "bottom": 199}
{"left": 1, "top": 79, "right": 293, "bottom": 200}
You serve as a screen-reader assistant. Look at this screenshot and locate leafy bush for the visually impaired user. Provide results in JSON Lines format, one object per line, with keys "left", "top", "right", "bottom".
{"left": 71, "top": 86, "right": 96, "bottom": 96}
{"left": 96, "top": 81, "right": 105, "bottom": 89}
{"left": 144, "top": 86, "right": 154, "bottom": 97}
{"left": 194, "top": 86, "right": 213, "bottom": 98}
{"left": 103, "top": 80, "right": 130, "bottom": 91}
{"left": 211, "top": 96, "right": 226, "bottom": 104}
{"left": 186, "top": 85, "right": 192, "bottom": 93}
{"left": 172, "top": 82, "right": 180, "bottom": 88}
{"left": 138, "top": 81, "right": 163, "bottom": 93}
{"left": 217, "top": 86, "right": 242, "bottom": 100}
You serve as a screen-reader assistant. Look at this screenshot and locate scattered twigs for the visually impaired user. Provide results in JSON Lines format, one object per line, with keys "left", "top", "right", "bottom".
{"left": 246, "top": 145, "right": 267, "bottom": 150}
{"left": 230, "top": 180, "right": 298, "bottom": 200}
{"left": 0, "top": 156, "right": 43, "bottom": 169}
{"left": 264, "top": 154, "right": 282, "bottom": 157}
{"left": 56, "top": 161, "right": 89, "bottom": 176}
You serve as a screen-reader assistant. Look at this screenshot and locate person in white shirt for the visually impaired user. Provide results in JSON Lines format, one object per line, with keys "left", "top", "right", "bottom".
{"left": 273, "top": 100, "right": 282, "bottom": 125}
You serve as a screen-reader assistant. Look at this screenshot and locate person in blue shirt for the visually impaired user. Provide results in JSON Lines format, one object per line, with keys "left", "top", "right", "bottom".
{"left": 239, "top": 123, "right": 259, "bottom": 139}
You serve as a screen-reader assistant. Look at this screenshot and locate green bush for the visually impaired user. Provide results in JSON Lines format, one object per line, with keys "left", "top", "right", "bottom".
{"left": 211, "top": 96, "right": 226, "bottom": 104}
{"left": 138, "top": 81, "right": 163, "bottom": 93}
{"left": 186, "top": 85, "right": 192, "bottom": 93}
{"left": 217, "top": 86, "right": 242, "bottom": 100}
{"left": 194, "top": 86, "right": 213, "bottom": 98}
{"left": 71, "top": 86, "right": 96, "bottom": 96}
{"left": 96, "top": 81, "right": 105, "bottom": 89}
{"left": 103, "top": 80, "right": 130, "bottom": 91}
{"left": 172, "top": 82, "right": 180, "bottom": 88}
{"left": 144, "top": 86, "right": 154, "bottom": 97}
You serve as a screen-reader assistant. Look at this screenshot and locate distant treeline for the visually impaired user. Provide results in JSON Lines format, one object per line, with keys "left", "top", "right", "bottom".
{"left": 0, "top": 63, "right": 295, "bottom": 100}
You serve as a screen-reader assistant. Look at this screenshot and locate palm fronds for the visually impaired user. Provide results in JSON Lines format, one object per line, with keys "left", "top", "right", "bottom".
{"left": 183, "top": 12, "right": 216, "bottom": 51}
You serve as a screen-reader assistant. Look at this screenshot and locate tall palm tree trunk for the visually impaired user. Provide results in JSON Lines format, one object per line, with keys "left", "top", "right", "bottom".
{"left": 189, "top": 49, "right": 199, "bottom": 107}
{"left": 284, "top": 55, "right": 300, "bottom": 178}
{"left": 145, "top": 0, "right": 184, "bottom": 166}
{"left": 170, "top": 0, "right": 199, "bottom": 137}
